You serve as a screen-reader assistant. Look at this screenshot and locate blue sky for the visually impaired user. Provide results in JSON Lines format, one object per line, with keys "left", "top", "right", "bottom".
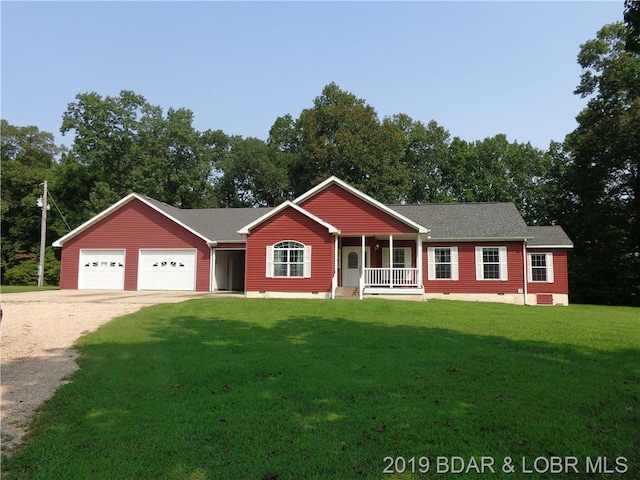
{"left": 1, "top": 1, "right": 624, "bottom": 151}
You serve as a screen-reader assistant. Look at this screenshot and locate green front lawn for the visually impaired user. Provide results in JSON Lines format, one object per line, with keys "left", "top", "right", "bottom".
{"left": 0, "top": 285, "right": 59, "bottom": 294}
{"left": 2, "top": 299, "right": 638, "bottom": 479}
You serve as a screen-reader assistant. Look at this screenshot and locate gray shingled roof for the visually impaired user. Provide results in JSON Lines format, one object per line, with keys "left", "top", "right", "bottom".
{"left": 144, "top": 195, "right": 568, "bottom": 244}
{"left": 390, "top": 203, "right": 532, "bottom": 240}
{"left": 526, "top": 226, "right": 573, "bottom": 247}
{"left": 142, "top": 195, "right": 268, "bottom": 242}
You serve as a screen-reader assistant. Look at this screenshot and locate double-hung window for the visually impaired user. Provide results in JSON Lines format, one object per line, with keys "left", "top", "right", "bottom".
{"left": 427, "top": 247, "right": 459, "bottom": 280}
{"left": 475, "top": 246, "right": 508, "bottom": 281}
{"left": 528, "top": 252, "right": 554, "bottom": 283}
{"left": 382, "top": 247, "right": 412, "bottom": 269}
{"left": 266, "top": 241, "right": 311, "bottom": 278}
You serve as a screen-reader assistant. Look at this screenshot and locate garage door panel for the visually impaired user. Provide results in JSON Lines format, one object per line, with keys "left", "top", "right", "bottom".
{"left": 138, "top": 250, "right": 196, "bottom": 291}
{"left": 78, "top": 250, "right": 125, "bottom": 290}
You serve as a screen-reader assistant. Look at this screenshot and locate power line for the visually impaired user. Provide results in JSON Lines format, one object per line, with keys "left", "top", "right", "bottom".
{"left": 47, "top": 190, "right": 72, "bottom": 232}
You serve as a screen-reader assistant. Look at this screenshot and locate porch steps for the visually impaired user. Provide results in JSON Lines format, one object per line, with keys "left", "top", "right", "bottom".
{"left": 335, "top": 287, "right": 359, "bottom": 299}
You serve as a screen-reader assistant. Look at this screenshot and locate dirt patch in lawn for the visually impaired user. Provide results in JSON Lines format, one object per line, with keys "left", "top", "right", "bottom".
{"left": 0, "top": 300, "right": 149, "bottom": 455}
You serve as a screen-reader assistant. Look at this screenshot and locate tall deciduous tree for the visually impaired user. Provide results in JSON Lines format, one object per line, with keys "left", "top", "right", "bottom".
{"left": 444, "top": 135, "right": 551, "bottom": 223}
{"left": 390, "top": 114, "right": 451, "bottom": 204}
{"left": 624, "top": 0, "right": 640, "bottom": 53}
{"left": 213, "top": 136, "right": 292, "bottom": 207}
{"left": 0, "top": 120, "right": 63, "bottom": 283}
{"left": 61, "top": 90, "right": 218, "bottom": 215}
{"left": 560, "top": 21, "right": 640, "bottom": 305}
{"left": 270, "top": 83, "right": 409, "bottom": 202}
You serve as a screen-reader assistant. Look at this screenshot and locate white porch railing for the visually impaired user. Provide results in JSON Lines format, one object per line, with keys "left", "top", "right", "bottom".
{"left": 364, "top": 268, "right": 420, "bottom": 287}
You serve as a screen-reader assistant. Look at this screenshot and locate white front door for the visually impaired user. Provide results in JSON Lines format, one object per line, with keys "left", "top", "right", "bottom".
{"left": 341, "top": 247, "right": 370, "bottom": 287}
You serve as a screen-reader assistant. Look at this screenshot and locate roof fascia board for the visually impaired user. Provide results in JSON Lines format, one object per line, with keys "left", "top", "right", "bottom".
{"left": 237, "top": 201, "right": 340, "bottom": 235}
{"left": 293, "top": 176, "right": 430, "bottom": 234}
{"left": 52, "top": 193, "right": 213, "bottom": 247}
{"left": 426, "top": 237, "right": 531, "bottom": 243}
{"left": 527, "top": 244, "right": 574, "bottom": 249}
{"left": 52, "top": 193, "right": 139, "bottom": 247}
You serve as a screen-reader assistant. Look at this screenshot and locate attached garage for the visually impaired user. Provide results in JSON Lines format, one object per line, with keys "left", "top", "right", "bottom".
{"left": 137, "top": 249, "right": 197, "bottom": 291}
{"left": 78, "top": 250, "right": 125, "bottom": 290}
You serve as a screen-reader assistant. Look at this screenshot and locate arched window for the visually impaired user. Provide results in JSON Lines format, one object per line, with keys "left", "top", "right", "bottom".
{"left": 266, "top": 241, "right": 311, "bottom": 278}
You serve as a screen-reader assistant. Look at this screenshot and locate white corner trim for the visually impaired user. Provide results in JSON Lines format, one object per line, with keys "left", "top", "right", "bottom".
{"left": 293, "top": 176, "right": 430, "bottom": 234}
{"left": 237, "top": 201, "right": 340, "bottom": 235}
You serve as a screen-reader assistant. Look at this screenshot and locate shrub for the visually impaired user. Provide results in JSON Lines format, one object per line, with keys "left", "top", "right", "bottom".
{"left": 3, "top": 248, "right": 60, "bottom": 286}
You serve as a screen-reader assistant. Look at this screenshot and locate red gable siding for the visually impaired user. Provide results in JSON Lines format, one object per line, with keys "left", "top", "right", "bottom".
{"left": 300, "top": 184, "right": 414, "bottom": 235}
{"left": 527, "top": 249, "right": 569, "bottom": 295}
{"left": 59, "top": 199, "right": 211, "bottom": 291}
{"left": 424, "top": 242, "right": 525, "bottom": 294}
{"left": 245, "top": 206, "right": 334, "bottom": 293}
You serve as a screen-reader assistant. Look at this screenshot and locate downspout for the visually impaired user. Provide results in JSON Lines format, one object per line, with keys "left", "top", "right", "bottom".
{"left": 522, "top": 239, "right": 528, "bottom": 306}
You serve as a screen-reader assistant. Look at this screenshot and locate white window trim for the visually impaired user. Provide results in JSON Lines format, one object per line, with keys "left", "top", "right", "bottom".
{"left": 475, "top": 246, "right": 508, "bottom": 281}
{"left": 528, "top": 252, "right": 554, "bottom": 283}
{"left": 427, "top": 247, "right": 459, "bottom": 281}
{"left": 266, "top": 241, "right": 311, "bottom": 279}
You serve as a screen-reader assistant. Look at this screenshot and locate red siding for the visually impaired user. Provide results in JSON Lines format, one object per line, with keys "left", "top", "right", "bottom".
{"left": 424, "top": 242, "right": 525, "bottom": 294}
{"left": 59, "top": 199, "right": 211, "bottom": 291}
{"left": 300, "top": 184, "right": 414, "bottom": 235}
{"left": 246, "top": 206, "right": 334, "bottom": 293}
{"left": 527, "top": 249, "right": 569, "bottom": 295}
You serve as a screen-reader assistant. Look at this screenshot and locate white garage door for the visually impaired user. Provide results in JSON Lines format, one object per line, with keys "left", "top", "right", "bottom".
{"left": 78, "top": 250, "right": 125, "bottom": 290}
{"left": 138, "top": 249, "right": 197, "bottom": 291}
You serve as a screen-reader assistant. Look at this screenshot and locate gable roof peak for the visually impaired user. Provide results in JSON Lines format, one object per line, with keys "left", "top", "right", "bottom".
{"left": 294, "top": 176, "right": 430, "bottom": 234}
{"left": 237, "top": 200, "right": 340, "bottom": 235}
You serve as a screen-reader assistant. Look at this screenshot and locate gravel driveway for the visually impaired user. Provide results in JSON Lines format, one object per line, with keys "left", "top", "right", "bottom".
{"left": 0, "top": 290, "right": 220, "bottom": 455}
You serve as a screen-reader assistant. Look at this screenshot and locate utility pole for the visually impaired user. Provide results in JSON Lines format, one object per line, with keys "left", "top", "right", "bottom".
{"left": 37, "top": 180, "right": 48, "bottom": 287}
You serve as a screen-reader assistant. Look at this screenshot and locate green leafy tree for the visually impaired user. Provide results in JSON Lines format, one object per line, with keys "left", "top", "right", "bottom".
{"left": 444, "top": 135, "right": 550, "bottom": 223}
{"left": 1, "top": 120, "right": 64, "bottom": 284}
{"left": 625, "top": 0, "right": 640, "bottom": 53}
{"left": 390, "top": 114, "right": 451, "bottom": 203}
{"left": 271, "top": 83, "right": 409, "bottom": 202}
{"left": 213, "top": 136, "right": 292, "bottom": 207}
{"left": 60, "top": 90, "right": 218, "bottom": 215}
{"left": 559, "top": 21, "right": 640, "bottom": 305}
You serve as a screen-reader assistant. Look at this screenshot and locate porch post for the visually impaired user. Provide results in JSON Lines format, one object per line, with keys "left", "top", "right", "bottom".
{"left": 389, "top": 234, "right": 394, "bottom": 288}
{"left": 416, "top": 233, "right": 422, "bottom": 288}
{"left": 360, "top": 235, "right": 365, "bottom": 300}
{"left": 332, "top": 235, "right": 339, "bottom": 299}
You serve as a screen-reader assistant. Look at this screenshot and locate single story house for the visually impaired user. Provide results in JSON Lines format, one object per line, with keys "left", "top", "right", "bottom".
{"left": 53, "top": 176, "right": 573, "bottom": 305}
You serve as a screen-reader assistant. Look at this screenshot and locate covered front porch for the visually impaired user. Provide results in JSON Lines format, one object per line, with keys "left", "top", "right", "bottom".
{"left": 334, "top": 234, "right": 425, "bottom": 299}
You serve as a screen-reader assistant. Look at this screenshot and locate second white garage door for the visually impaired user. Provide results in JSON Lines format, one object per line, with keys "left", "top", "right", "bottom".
{"left": 138, "top": 249, "right": 197, "bottom": 291}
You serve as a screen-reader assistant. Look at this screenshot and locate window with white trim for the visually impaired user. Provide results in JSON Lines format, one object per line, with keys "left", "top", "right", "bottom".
{"left": 475, "top": 246, "right": 508, "bottom": 281}
{"left": 382, "top": 247, "right": 412, "bottom": 268}
{"left": 528, "top": 252, "right": 554, "bottom": 283}
{"left": 428, "top": 247, "right": 458, "bottom": 280}
{"left": 266, "top": 241, "right": 311, "bottom": 278}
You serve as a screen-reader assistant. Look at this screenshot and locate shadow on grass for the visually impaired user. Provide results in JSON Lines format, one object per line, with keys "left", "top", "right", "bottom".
{"left": 3, "top": 306, "right": 639, "bottom": 480}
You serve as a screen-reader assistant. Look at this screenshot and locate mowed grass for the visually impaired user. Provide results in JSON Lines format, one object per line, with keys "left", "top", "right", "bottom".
{"left": 2, "top": 299, "right": 638, "bottom": 480}
{"left": 0, "top": 285, "right": 59, "bottom": 294}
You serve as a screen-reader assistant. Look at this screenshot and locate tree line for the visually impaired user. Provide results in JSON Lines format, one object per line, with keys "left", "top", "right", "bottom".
{"left": 2, "top": 4, "right": 638, "bottom": 306}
